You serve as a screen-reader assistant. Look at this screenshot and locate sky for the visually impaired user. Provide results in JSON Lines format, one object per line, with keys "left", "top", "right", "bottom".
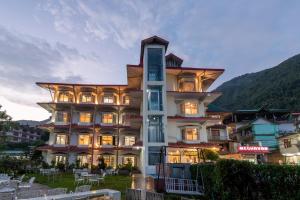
{"left": 0, "top": 0, "right": 300, "bottom": 121}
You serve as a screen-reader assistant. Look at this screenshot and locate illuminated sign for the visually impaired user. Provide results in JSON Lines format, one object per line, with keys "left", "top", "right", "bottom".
{"left": 238, "top": 146, "right": 269, "bottom": 154}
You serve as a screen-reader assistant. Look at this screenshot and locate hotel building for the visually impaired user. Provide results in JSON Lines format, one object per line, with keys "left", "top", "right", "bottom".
{"left": 37, "top": 36, "right": 226, "bottom": 175}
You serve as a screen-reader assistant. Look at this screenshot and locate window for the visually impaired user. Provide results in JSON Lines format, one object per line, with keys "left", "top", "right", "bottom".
{"left": 103, "top": 155, "right": 115, "bottom": 167}
{"left": 101, "top": 135, "right": 113, "bottom": 145}
{"left": 56, "top": 134, "right": 67, "bottom": 145}
{"left": 123, "top": 96, "right": 130, "bottom": 104}
{"left": 78, "top": 135, "right": 90, "bottom": 146}
{"left": 123, "top": 156, "right": 135, "bottom": 166}
{"left": 283, "top": 138, "right": 292, "bottom": 148}
{"left": 183, "top": 128, "right": 199, "bottom": 141}
{"left": 168, "top": 150, "right": 181, "bottom": 163}
{"left": 211, "top": 129, "right": 220, "bottom": 137}
{"left": 148, "top": 115, "right": 164, "bottom": 142}
{"left": 124, "top": 136, "right": 135, "bottom": 146}
{"left": 80, "top": 93, "right": 94, "bottom": 103}
{"left": 182, "top": 102, "right": 198, "bottom": 115}
{"left": 56, "top": 112, "right": 69, "bottom": 122}
{"left": 182, "top": 81, "right": 195, "bottom": 92}
{"left": 77, "top": 155, "right": 91, "bottom": 166}
{"left": 148, "top": 146, "right": 163, "bottom": 165}
{"left": 103, "top": 95, "right": 114, "bottom": 104}
{"left": 147, "top": 86, "right": 163, "bottom": 111}
{"left": 79, "top": 112, "right": 92, "bottom": 123}
{"left": 54, "top": 155, "right": 66, "bottom": 165}
{"left": 58, "top": 92, "right": 73, "bottom": 102}
{"left": 102, "top": 113, "right": 114, "bottom": 124}
{"left": 147, "top": 48, "right": 163, "bottom": 81}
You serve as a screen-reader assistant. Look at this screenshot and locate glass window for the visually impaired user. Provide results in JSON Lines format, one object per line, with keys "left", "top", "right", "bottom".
{"left": 54, "top": 155, "right": 66, "bottom": 164}
{"left": 101, "top": 135, "right": 113, "bottom": 145}
{"left": 56, "top": 134, "right": 67, "bottom": 145}
{"left": 77, "top": 155, "right": 91, "bottom": 166}
{"left": 148, "top": 146, "right": 163, "bottom": 165}
{"left": 103, "top": 155, "right": 115, "bottom": 167}
{"left": 148, "top": 115, "right": 164, "bottom": 142}
{"left": 124, "top": 136, "right": 135, "bottom": 146}
{"left": 168, "top": 150, "right": 181, "bottom": 163}
{"left": 182, "top": 102, "right": 198, "bottom": 115}
{"left": 78, "top": 135, "right": 90, "bottom": 145}
{"left": 147, "top": 86, "right": 162, "bottom": 111}
{"left": 147, "top": 48, "right": 163, "bottom": 81}
{"left": 283, "top": 138, "right": 292, "bottom": 148}
{"left": 56, "top": 112, "right": 69, "bottom": 122}
{"left": 183, "top": 128, "right": 199, "bottom": 141}
{"left": 80, "top": 93, "right": 94, "bottom": 103}
{"left": 102, "top": 113, "right": 114, "bottom": 124}
{"left": 79, "top": 112, "right": 92, "bottom": 123}
{"left": 103, "top": 96, "right": 114, "bottom": 104}
{"left": 123, "top": 96, "right": 130, "bottom": 104}
{"left": 58, "top": 92, "right": 73, "bottom": 102}
{"left": 182, "top": 81, "right": 195, "bottom": 92}
{"left": 123, "top": 156, "right": 135, "bottom": 166}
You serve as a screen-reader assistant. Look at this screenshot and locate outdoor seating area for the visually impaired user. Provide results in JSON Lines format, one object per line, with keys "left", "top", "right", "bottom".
{"left": 74, "top": 170, "right": 106, "bottom": 186}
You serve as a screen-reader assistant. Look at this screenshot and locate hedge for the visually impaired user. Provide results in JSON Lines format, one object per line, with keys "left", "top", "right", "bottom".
{"left": 190, "top": 159, "right": 300, "bottom": 200}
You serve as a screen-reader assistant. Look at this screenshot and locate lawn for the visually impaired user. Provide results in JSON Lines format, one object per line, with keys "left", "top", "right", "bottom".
{"left": 26, "top": 173, "right": 132, "bottom": 199}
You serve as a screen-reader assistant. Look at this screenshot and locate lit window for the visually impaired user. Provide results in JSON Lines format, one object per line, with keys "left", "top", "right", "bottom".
{"left": 283, "top": 138, "right": 292, "bottom": 148}
{"left": 123, "top": 96, "right": 130, "bottom": 104}
{"left": 103, "top": 96, "right": 114, "bottom": 104}
{"left": 58, "top": 92, "right": 73, "bottom": 102}
{"left": 168, "top": 150, "right": 181, "bottom": 163}
{"left": 102, "top": 113, "right": 114, "bottom": 124}
{"left": 101, "top": 135, "right": 113, "bottom": 145}
{"left": 54, "top": 155, "right": 66, "bottom": 164}
{"left": 56, "top": 134, "right": 67, "bottom": 145}
{"left": 79, "top": 113, "right": 92, "bottom": 123}
{"left": 80, "top": 93, "right": 94, "bottom": 103}
{"left": 182, "top": 82, "right": 195, "bottom": 92}
{"left": 77, "top": 155, "right": 91, "bottom": 166}
{"left": 123, "top": 156, "right": 135, "bottom": 166}
{"left": 102, "top": 155, "right": 115, "bottom": 167}
{"left": 182, "top": 102, "right": 198, "bottom": 115}
{"left": 124, "top": 136, "right": 135, "bottom": 146}
{"left": 56, "top": 112, "right": 69, "bottom": 122}
{"left": 183, "top": 128, "right": 199, "bottom": 141}
{"left": 78, "top": 135, "right": 90, "bottom": 145}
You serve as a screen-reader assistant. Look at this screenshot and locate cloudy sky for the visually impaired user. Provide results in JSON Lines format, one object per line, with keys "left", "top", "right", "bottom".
{"left": 0, "top": 0, "right": 300, "bottom": 120}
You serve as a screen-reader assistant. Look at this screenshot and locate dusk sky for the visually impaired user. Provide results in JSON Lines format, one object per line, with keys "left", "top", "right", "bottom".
{"left": 1, "top": 0, "right": 300, "bottom": 120}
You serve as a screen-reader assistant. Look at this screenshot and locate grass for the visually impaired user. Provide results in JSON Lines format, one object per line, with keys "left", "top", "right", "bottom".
{"left": 26, "top": 173, "right": 131, "bottom": 199}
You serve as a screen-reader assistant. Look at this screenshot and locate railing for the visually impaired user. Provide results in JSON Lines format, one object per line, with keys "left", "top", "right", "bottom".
{"left": 207, "top": 135, "right": 228, "bottom": 141}
{"left": 165, "top": 177, "right": 203, "bottom": 195}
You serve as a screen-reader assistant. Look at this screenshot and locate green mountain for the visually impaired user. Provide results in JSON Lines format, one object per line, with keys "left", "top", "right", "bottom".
{"left": 214, "top": 54, "right": 300, "bottom": 111}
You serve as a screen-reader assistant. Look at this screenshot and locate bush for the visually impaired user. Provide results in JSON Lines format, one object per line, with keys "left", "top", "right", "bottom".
{"left": 191, "top": 159, "right": 300, "bottom": 200}
{"left": 0, "top": 156, "right": 30, "bottom": 175}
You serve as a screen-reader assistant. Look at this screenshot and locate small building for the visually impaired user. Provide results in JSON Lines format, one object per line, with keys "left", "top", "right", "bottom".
{"left": 278, "top": 132, "right": 300, "bottom": 164}
{"left": 223, "top": 107, "right": 296, "bottom": 163}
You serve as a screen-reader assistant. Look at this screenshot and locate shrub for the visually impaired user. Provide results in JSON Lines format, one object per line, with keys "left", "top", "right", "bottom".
{"left": 190, "top": 159, "right": 300, "bottom": 200}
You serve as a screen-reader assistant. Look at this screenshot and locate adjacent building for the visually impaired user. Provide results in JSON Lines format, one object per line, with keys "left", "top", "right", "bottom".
{"left": 0, "top": 126, "right": 44, "bottom": 143}
{"left": 37, "top": 36, "right": 226, "bottom": 175}
{"left": 224, "top": 107, "right": 296, "bottom": 163}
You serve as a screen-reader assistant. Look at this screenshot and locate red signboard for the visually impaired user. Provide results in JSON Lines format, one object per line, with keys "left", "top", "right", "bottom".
{"left": 238, "top": 146, "right": 269, "bottom": 154}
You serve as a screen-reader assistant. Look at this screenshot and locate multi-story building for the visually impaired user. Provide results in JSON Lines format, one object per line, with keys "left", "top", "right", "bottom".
{"left": 223, "top": 107, "right": 296, "bottom": 163}
{"left": 37, "top": 36, "right": 225, "bottom": 175}
{"left": 0, "top": 126, "right": 44, "bottom": 143}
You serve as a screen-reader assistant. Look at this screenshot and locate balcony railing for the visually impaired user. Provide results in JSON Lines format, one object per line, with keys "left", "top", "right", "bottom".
{"left": 207, "top": 135, "right": 228, "bottom": 141}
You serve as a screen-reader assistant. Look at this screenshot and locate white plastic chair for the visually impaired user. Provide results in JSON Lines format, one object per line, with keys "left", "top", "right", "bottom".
{"left": 74, "top": 174, "right": 84, "bottom": 185}
{"left": 18, "top": 190, "right": 43, "bottom": 199}
{"left": 18, "top": 177, "right": 35, "bottom": 190}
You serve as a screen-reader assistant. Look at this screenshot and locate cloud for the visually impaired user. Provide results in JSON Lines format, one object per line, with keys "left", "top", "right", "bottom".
{"left": 41, "top": 0, "right": 185, "bottom": 49}
{"left": 0, "top": 26, "right": 105, "bottom": 107}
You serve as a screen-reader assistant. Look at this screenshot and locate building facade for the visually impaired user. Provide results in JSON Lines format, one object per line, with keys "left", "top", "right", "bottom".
{"left": 37, "top": 36, "right": 226, "bottom": 176}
